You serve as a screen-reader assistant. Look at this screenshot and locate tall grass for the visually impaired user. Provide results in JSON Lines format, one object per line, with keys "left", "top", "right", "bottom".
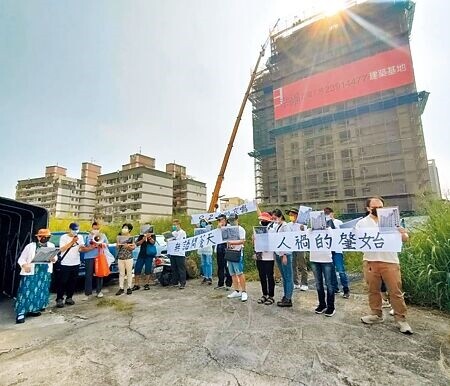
{"left": 399, "top": 199, "right": 450, "bottom": 311}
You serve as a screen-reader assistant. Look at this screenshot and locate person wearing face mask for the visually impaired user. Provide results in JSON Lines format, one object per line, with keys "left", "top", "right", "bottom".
{"left": 197, "top": 219, "right": 213, "bottom": 285}
{"left": 15, "top": 229, "right": 56, "bottom": 324}
{"left": 169, "top": 219, "right": 187, "bottom": 289}
{"left": 83, "top": 221, "right": 109, "bottom": 300}
{"left": 214, "top": 214, "right": 233, "bottom": 290}
{"left": 115, "top": 223, "right": 135, "bottom": 295}
{"left": 356, "top": 196, "right": 412, "bottom": 335}
{"left": 271, "top": 209, "right": 294, "bottom": 307}
{"left": 226, "top": 214, "right": 248, "bottom": 302}
{"left": 323, "top": 207, "right": 350, "bottom": 299}
{"left": 55, "top": 222, "right": 85, "bottom": 308}
{"left": 286, "top": 208, "right": 309, "bottom": 291}
{"left": 254, "top": 212, "right": 275, "bottom": 305}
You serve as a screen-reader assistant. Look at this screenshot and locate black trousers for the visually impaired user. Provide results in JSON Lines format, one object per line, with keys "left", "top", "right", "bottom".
{"left": 256, "top": 260, "right": 275, "bottom": 297}
{"left": 216, "top": 247, "right": 232, "bottom": 287}
{"left": 55, "top": 265, "right": 79, "bottom": 300}
{"left": 170, "top": 255, "right": 186, "bottom": 286}
{"left": 84, "top": 258, "right": 103, "bottom": 296}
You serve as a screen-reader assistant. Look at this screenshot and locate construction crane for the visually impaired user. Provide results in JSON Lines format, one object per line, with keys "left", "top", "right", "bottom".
{"left": 208, "top": 20, "right": 279, "bottom": 212}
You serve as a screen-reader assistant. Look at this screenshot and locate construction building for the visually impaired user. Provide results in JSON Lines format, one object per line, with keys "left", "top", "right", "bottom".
{"left": 16, "top": 163, "right": 100, "bottom": 219}
{"left": 428, "top": 159, "right": 441, "bottom": 198}
{"left": 250, "top": 0, "right": 431, "bottom": 214}
{"left": 166, "top": 163, "right": 207, "bottom": 215}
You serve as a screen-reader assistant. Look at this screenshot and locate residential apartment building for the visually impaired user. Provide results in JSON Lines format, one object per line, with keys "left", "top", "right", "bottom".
{"left": 250, "top": 1, "right": 431, "bottom": 214}
{"left": 96, "top": 154, "right": 173, "bottom": 223}
{"left": 16, "top": 154, "right": 207, "bottom": 222}
{"left": 220, "top": 197, "right": 245, "bottom": 212}
{"left": 16, "top": 163, "right": 100, "bottom": 219}
{"left": 166, "top": 163, "right": 207, "bottom": 215}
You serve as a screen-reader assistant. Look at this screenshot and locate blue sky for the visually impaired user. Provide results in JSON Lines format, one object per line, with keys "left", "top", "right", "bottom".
{"left": 0, "top": 0, "right": 448, "bottom": 202}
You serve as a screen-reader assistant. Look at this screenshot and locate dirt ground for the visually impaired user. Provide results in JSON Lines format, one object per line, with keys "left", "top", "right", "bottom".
{"left": 0, "top": 277, "right": 449, "bottom": 386}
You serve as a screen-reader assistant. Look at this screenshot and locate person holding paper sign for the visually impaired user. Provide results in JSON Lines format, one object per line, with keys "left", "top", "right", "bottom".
{"left": 197, "top": 219, "right": 213, "bottom": 285}
{"left": 15, "top": 229, "right": 57, "bottom": 324}
{"left": 357, "top": 196, "right": 412, "bottom": 335}
{"left": 286, "top": 208, "right": 309, "bottom": 291}
{"left": 214, "top": 214, "right": 232, "bottom": 290}
{"left": 169, "top": 219, "right": 187, "bottom": 289}
{"left": 115, "top": 224, "right": 136, "bottom": 296}
{"left": 226, "top": 214, "right": 248, "bottom": 302}
{"left": 272, "top": 209, "right": 294, "bottom": 308}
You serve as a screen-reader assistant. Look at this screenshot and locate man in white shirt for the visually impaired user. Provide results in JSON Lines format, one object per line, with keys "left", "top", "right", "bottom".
{"left": 169, "top": 219, "right": 187, "bottom": 289}
{"left": 356, "top": 196, "right": 412, "bottom": 334}
{"left": 56, "top": 222, "right": 86, "bottom": 308}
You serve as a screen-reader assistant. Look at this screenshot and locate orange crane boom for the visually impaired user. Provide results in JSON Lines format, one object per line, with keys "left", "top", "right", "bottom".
{"left": 208, "top": 22, "right": 279, "bottom": 213}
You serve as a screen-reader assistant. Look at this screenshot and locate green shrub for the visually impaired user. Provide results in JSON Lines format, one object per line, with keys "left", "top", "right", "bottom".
{"left": 399, "top": 199, "right": 450, "bottom": 311}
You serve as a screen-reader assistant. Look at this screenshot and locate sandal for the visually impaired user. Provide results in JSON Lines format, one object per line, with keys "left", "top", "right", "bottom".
{"left": 257, "top": 295, "right": 267, "bottom": 304}
{"left": 144, "top": 284, "right": 150, "bottom": 290}
{"left": 264, "top": 297, "right": 275, "bottom": 305}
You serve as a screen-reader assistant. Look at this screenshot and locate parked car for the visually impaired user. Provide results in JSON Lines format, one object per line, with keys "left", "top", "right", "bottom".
{"left": 49, "top": 231, "right": 119, "bottom": 278}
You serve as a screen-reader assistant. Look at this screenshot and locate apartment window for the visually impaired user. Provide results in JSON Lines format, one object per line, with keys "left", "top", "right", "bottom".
{"left": 308, "top": 189, "right": 319, "bottom": 199}
{"left": 341, "top": 149, "right": 352, "bottom": 159}
{"left": 347, "top": 203, "right": 358, "bottom": 213}
{"left": 344, "top": 188, "right": 356, "bottom": 197}
{"left": 307, "top": 174, "right": 317, "bottom": 184}
{"left": 306, "top": 156, "right": 315, "bottom": 167}
{"left": 343, "top": 169, "right": 354, "bottom": 180}
{"left": 292, "top": 158, "right": 300, "bottom": 167}
{"left": 324, "top": 189, "right": 337, "bottom": 198}
{"left": 305, "top": 139, "right": 314, "bottom": 148}
{"left": 319, "top": 135, "right": 332, "bottom": 146}
{"left": 323, "top": 171, "right": 336, "bottom": 182}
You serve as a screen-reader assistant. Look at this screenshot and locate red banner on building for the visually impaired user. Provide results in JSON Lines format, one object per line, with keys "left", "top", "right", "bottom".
{"left": 273, "top": 45, "right": 415, "bottom": 120}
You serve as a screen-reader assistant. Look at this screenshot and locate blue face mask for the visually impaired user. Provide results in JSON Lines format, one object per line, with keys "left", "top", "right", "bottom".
{"left": 172, "top": 225, "right": 177, "bottom": 231}
{"left": 200, "top": 221, "right": 207, "bottom": 228}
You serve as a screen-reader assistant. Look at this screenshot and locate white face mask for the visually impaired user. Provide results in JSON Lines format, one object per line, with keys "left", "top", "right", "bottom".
{"left": 122, "top": 228, "right": 129, "bottom": 234}
{"left": 72, "top": 229, "right": 79, "bottom": 235}
{"left": 92, "top": 229, "right": 100, "bottom": 235}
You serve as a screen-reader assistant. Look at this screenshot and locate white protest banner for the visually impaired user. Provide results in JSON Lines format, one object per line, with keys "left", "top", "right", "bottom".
{"left": 254, "top": 229, "right": 402, "bottom": 253}
{"left": 167, "top": 228, "right": 223, "bottom": 255}
{"left": 190, "top": 200, "right": 257, "bottom": 224}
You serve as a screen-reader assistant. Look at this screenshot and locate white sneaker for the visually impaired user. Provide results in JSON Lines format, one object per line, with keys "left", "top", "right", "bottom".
{"left": 300, "top": 285, "right": 309, "bottom": 291}
{"left": 241, "top": 292, "right": 248, "bottom": 302}
{"left": 361, "top": 314, "right": 385, "bottom": 324}
{"left": 96, "top": 292, "right": 104, "bottom": 298}
{"left": 389, "top": 309, "right": 395, "bottom": 316}
{"left": 227, "top": 290, "right": 241, "bottom": 299}
{"left": 81, "top": 295, "right": 91, "bottom": 301}
{"left": 397, "top": 321, "right": 413, "bottom": 334}
{"left": 293, "top": 284, "right": 301, "bottom": 290}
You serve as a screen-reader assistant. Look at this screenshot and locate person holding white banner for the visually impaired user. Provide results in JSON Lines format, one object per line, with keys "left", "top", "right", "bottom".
{"left": 271, "top": 209, "right": 294, "bottom": 308}
{"left": 357, "top": 196, "right": 412, "bottom": 335}
{"left": 169, "top": 219, "right": 187, "bottom": 290}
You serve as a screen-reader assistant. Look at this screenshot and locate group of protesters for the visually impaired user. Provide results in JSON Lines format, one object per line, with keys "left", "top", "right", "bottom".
{"left": 13, "top": 195, "right": 413, "bottom": 335}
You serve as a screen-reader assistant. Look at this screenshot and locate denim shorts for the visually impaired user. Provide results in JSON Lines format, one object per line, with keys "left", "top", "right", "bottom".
{"left": 227, "top": 261, "right": 243, "bottom": 276}
{"left": 134, "top": 256, "right": 153, "bottom": 275}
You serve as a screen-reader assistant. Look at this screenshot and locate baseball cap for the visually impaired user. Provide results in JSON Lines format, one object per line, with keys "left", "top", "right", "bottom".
{"left": 69, "top": 222, "right": 80, "bottom": 231}
{"left": 216, "top": 213, "right": 227, "bottom": 220}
